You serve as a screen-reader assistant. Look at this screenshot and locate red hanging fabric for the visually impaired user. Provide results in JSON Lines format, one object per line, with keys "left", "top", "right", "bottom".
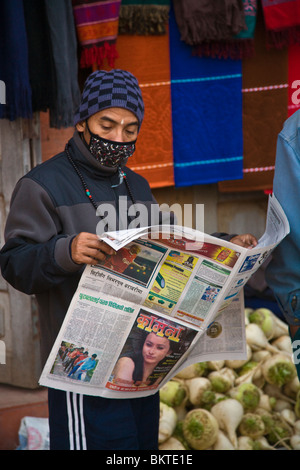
{"left": 72, "top": 0, "right": 121, "bottom": 69}
{"left": 262, "top": 0, "right": 300, "bottom": 48}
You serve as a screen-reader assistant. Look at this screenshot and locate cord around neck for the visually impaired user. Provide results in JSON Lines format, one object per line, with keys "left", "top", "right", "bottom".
{"left": 65, "top": 143, "right": 136, "bottom": 210}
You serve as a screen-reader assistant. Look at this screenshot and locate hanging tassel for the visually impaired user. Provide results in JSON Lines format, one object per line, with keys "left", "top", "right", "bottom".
{"left": 193, "top": 38, "right": 255, "bottom": 60}
{"left": 80, "top": 43, "right": 119, "bottom": 69}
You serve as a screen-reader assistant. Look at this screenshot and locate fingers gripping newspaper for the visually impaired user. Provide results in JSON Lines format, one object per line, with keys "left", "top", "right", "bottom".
{"left": 39, "top": 195, "right": 289, "bottom": 398}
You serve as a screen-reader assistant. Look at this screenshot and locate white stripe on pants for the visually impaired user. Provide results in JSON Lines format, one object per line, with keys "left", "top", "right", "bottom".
{"left": 66, "top": 392, "right": 87, "bottom": 450}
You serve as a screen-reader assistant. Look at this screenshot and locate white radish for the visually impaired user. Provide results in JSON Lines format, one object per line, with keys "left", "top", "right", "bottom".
{"left": 283, "top": 375, "right": 300, "bottom": 399}
{"left": 237, "top": 436, "right": 254, "bottom": 450}
{"left": 159, "top": 437, "right": 186, "bottom": 450}
{"left": 255, "top": 436, "right": 275, "bottom": 450}
{"left": 182, "top": 408, "right": 219, "bottom": 450}
{"left": 244, "top": 308, "right": 254, "bottom": 324}
{"left": 158, "top": 402, "right": 178, "bottom": 443}
{"left": 264, "top": 383, "right": 296, "bottom": 405}
{"left": 213, "top": 430, "right": 235, "bottom": 450}
{"left": 280, "top": 408, "right": 296, "bottom": 426}
{"left": 211, "top": 399, "right": 244, "bottom": 448}
{"left": 207, "top": 360, "right": 225, "bottom": 371}
{"left": 234, "top": 361, "right": 263, "bottom": 386}
{"left": 246, "top": 323, "right": 281, "bottom": 354}
{"left": 290, "top": 435, "right": 300, "bottom": 450}
{"left": 175, "top": 362, "right": 206, "bottom": 379}
{"left": 185, "top": 377, "right": 211, "bottom": 406}
{"left": 273, "top": 399, "right": 292, "bottom": 412}
{"left": 294, "top": 420, "right": 300, "bottom": 434}
{"left": 271, "top": 335, "right": 293, "bottom": 354}
{"left": 208, "top": 367, "right": 236, "bottom": 393}
{"left": 225, "top": 344, "right": 252, "bottom": 369}
{"left": 252, "top": 350, "right": 272, "bottom": 362}
{"left": 273, "top": 315, "right": 289, "bottom": 338}
{"left": 248, "top": 308, "right": 277, "bottom": 340}
{"left": 262, "top": 353, "right": 297, "bottom": 387}
{"left": 258, "top": 393, "right": 276, "bottom": 412}
{"left": 238, "top": 413, "right": 265, "bottom": 439}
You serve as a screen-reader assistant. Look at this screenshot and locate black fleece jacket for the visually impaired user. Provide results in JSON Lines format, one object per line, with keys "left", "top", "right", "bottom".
{"left": 0, "top": 131, "right": 233, "bottom": 366}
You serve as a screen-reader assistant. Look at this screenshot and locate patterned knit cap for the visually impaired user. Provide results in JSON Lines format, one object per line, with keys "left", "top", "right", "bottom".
{"left": 73, "top": 69, "right": 144, "bottom": 129}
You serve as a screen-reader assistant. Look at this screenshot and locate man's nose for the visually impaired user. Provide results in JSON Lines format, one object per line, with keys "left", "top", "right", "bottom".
{"left": 114, "top": 126, "right": 124, "bottom": 142}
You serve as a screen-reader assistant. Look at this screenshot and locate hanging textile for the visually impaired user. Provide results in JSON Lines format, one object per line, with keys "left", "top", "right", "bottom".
{"left": 23, "top": 0, "right": 56, "bottom": 113}
{"left": 219, "top": 5, "right": 288, "bottom": 193}
{"left": 288, "top": 44, "right": 300, "bottom": 116}
{"left": 193, "top": 0, "right": 257, "bottom": 60}
{"left": 173, "top": 0, "right": 246, "bottom": 46}
{"left": 45, "top": 0, "right": 81, "bottom": 128}
{"left": 118, "top": 0, "right": 170, "bottom": 35}
{"left": 112, "top": 32, "right": 174, "bottom": 188}
{"left": 262, "top": 0, "right": 300, "bottom": 48}
{"left": 169, "top": 6, "right": 244, "bottom": 187}
{"left": 72, "top": 0, "right": 121, "bottom": 69}
{"left": 0, "top": 0, "right": 32, "bottom": 120}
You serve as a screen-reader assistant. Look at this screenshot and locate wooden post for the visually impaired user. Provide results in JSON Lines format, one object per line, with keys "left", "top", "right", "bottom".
{"left": 0, "top": 115, "right": 43, "bottom": 388}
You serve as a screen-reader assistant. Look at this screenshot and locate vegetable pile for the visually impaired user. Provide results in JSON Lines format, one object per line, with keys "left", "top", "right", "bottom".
{"left": 158, "top": 307, "right": 300, "bottom": 450}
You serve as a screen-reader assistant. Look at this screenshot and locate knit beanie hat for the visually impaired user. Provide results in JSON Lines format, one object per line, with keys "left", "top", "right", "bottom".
{"left": 73, "top": 69, "right": 144, "bottom": 129}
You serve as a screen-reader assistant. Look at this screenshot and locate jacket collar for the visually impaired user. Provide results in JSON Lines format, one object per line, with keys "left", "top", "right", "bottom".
{"left": 69, "top": 130, "right": 122, "bottom": 178}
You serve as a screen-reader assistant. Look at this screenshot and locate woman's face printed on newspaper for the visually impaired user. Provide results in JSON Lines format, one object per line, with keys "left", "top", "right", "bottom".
{"left": 142, "top": 332, "right": 171, "bottom": 365}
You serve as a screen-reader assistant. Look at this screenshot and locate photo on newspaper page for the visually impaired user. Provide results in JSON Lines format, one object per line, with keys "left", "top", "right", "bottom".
{"left": 105, "top": 309, "right": 198, "bottom": 393}
{"left": 98, "top": 238, "right": 167, "bottom": 287}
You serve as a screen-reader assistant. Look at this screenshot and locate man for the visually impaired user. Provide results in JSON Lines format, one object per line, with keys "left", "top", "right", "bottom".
{"left": 266, "top": 109, "right": 300, "bottom": 378}
{"left": 77, "top": 353, "right": 98, "bottom": 381}
{"left": 0, "top": 69, "right": 257, "bottom": 450}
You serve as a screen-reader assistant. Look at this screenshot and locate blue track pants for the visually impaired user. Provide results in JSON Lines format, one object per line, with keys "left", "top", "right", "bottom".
{"left": 48, "top": 388, "right": 160, "bottom": 450}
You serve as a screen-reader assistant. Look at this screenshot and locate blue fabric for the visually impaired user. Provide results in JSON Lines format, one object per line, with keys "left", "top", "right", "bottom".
{"left": 0, "top": 0, "right": 32, "bottom": 120}
{"left": 169, "top": 7, "right": 244, "bottom": 187}
{"left": 266, "top": 109, "right": 300, "bottom": 327}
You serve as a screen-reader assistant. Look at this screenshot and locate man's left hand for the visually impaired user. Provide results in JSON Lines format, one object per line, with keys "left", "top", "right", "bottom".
{"left": 230, "top": 233, "right": 258, "bottom": 248}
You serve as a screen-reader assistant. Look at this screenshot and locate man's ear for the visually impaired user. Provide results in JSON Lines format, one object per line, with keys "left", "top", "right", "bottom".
{"left": 76, "top": 121, "right": 86, "bottom": 133}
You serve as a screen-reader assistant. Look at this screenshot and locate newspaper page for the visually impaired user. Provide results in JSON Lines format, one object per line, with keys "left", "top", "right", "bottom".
{"left": 39, "top": 194, "right": 289, "bottom": 398}
{"left": 174, "top": 292, "right": 247, "bottom": 374}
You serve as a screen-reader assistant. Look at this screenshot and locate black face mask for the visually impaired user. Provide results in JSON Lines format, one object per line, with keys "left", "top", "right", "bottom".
{"left": 85, "top": 120, "right": 136, "bottom": 168}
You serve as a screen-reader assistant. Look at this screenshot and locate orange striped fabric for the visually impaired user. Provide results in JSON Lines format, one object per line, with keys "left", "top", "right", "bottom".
{"left": 112, "top": 32, "right": 175, "bottom": 188}
{"left": 76, "top": 20, "right": 120, "bottom": 45}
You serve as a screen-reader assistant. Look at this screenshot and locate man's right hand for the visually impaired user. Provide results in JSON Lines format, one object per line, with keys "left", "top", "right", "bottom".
{"left": 71, "top": 232, "right": 115, "bottom": 265}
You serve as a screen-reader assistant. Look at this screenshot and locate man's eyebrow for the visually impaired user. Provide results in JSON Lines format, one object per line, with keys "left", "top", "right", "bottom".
{"left": 99, "top": 116, "right": 138, "bottom": 127}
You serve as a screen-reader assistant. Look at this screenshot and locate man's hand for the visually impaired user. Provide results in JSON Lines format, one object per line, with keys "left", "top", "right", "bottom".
{"left": 230, "top": 233, "right": 258, "bottom": 248}
{"left": 71, "top": 232, "right": 115, "bottom": 265}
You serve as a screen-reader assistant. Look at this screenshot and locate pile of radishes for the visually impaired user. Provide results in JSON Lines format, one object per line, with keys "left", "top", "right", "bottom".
{"left": 158, "top": 307, "right": 300, "bottom": 450}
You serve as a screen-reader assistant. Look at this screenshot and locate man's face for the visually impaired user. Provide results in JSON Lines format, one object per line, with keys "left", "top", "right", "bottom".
{"left": 76, "top": 107, "right": 139, "bottom": 144}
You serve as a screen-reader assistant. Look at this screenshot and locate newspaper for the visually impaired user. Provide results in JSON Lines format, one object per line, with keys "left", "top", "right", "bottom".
{"left": 39, "top": 194, "right": 289, "bottom": 398}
